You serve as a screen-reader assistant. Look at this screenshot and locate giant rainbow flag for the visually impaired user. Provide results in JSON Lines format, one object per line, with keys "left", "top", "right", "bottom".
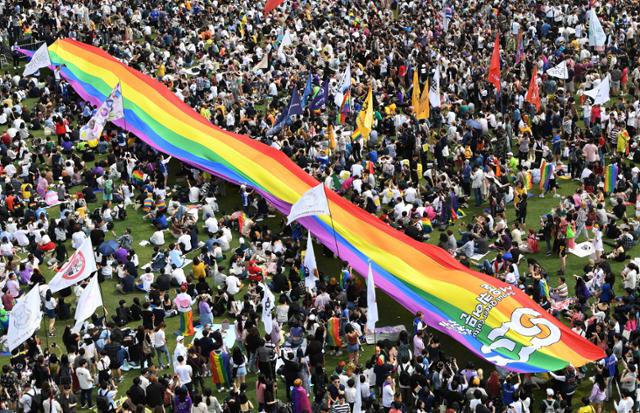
{"left": 29, "top": 39, "right": 605, "bottom": 372}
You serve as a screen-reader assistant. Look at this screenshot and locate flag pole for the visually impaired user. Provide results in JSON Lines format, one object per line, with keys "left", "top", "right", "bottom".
{"left": 323, "top": 185, "right": 341, "bottom": 260}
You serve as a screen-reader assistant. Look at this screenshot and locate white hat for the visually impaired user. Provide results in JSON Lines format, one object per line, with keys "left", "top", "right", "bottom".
{"left": 176, "top": 335, "right": 184, "bottom": 341}
{"left": 546, "top": 388, "right": 554, "bottom": 396}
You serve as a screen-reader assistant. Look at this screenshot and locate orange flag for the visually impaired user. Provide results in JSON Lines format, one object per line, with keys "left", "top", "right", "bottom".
{"left": 488, "top": 34, "right": 501, "bottom": 92}
{"left": 525, "top": 66, "right": 541, "bottom": 111}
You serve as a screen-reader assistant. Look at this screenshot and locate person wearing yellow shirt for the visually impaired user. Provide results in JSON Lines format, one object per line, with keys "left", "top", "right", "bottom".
{"left": 21, "top": 183, "right": 32, "bottom": 201}
{"left": 157, "top": 63, "right": 166, "bottom": 79}
{"left": 384, "top": 103, "right": 397, "bottom": 117}
{"left": 617, "top": 127, "right": 630, "bottom": 155}
{"left": 200, "top": 106, "right": 212, "bottom": 121}
{"left": 192, "top": 257, "right": 207, "bottom": 281}
{"left": 576, "top": 397, "right": 596, "bottom": 413}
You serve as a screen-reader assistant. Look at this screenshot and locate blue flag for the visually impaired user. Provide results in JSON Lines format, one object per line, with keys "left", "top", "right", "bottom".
{"left": 266, "top": 88, "right": 302, "bottom": 136}
{"left": 287, "top": 88, "right": 303, "bottom": 118}
{"left": 309, "top": 80, "right": 328, "bottom": 110}
{"left": 301, "top": 73, "right": 313, "bottom": 109}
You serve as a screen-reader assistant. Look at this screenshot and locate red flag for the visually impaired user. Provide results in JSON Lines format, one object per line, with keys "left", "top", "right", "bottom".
{"left": 264, "top": 0, "right": 285, "bottom": 14}
{"left": 525, "top": 66, "right": 541, "bottom": 111}
{"left": 488, "top": 34, "right": 501, "bottom": 92}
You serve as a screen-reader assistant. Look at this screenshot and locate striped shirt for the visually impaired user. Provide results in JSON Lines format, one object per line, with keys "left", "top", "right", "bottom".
{"left": 331, "top": 402, "right": 350, "bottom": 413}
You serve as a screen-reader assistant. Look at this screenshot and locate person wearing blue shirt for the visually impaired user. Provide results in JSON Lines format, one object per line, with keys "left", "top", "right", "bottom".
{"left": 169, "top": 244, "right": 185, "bottom": 268}
{"left": 502, "top": 375, "right": 520, "bottom": 406}
{"left": 153, "top": 213, "right": 168, "bottom": 230}
{"left": 600, "top": 281, "right": 614, "bottom": 303}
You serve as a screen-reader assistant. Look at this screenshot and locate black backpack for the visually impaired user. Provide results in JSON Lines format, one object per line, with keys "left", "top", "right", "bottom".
{"left": 398, "top": 362, "right": 412, "bottom": 387}
{"left": 96, "top": 389, "right": 112, "bottom": 413}
{"left": 24, "top": 392, "right": 43, "bottom": 413}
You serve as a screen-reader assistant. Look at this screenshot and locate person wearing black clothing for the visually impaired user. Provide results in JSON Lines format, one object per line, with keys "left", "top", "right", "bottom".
{"left": 127, "top": 378, "right": 146, "bottom": 406}
{"left": 129, "top": 298, "right": 142, "bottom": 321}
{"left": 256, "top": 337, "right": 275, "bottom": 380}
{"left": 140, "top": 302, "right": 154, "bottom": 330}
{"left": 153, "top": 273, "right": 171, "bottom": 292}
{"left": 187, "top": 348, "right": 207, "bottom": 395}
{"left": 32, "top": 355, "right": 51, "bottom": 389}
{"left": 145, "top": 376, "right": 165, "bottom": 409}
{"left": 282, "top": 351, "right": 301, "bottom": 400}
{"left": 60, "top": 384, "right": 78, "bottom": 413}
{"left": 611, "top": 201, "right": 626, "bottom": 222}
{"left": 199, "top": 330, "right": 215, "bottom": 360}
{"left": 271, "top": 270, "right": 289, "bottom": 294}
{"left": 305, "top": 332, "right": 325, "bottom": 368}
{"left": 112, "top": 300, "right": 131, "bottom": 327}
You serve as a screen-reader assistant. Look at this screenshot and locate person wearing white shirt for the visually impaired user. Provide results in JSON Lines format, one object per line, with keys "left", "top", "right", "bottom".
{"left": 137, "top": 270, "right": 154, "bottom": 292}
{"left": 171, "top": 266, "right": 187, "bottom": 286}
{"left": 205, "top": 216, "right": 219, "bottom": 235}
{"left": 76, "top": 359, "right": 94, "bottom": 408}
{"left": 225, "top": 274, "right": 242, "bottom": 296}
{"left": 614, "top": 393, "right": 634, "bottom": 413}
{"left": 382, "top": 376, "right": 395, "bottom": 409}
{"left": 175, "top": 355, "right": 193, "bottom": 389}
{"left": 177, "top": 231, "right": 192, "bottom": 252}
{"left": 71, "top": 229, "right": 87, "bottom": 249}
{"left": 351, "top": 163, "right": 364, "bottom": 177}
{"left": 173, "top": 337, "right": 188, "bottom": 371}
{"left": 149, "top": 229, "right": 165, "bottom": 246}
{"left": 404, "top": 186, "right": 418, "bottom": 204}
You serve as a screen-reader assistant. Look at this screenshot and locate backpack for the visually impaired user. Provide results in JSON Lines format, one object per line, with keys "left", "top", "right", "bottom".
{"left": 543, "top": 399, "right": 557, "bottom": 413}
{"left": 398, "top": 362, "right": 412, "bottom": 387}
{"left": 25, "top": 391, "right": 43, "bottom": 413}
{"left": 564, "top": 370, "right": 577, "bottom": 394}
{"left": 96, "top": 389, "right": 111, "bottom": 413}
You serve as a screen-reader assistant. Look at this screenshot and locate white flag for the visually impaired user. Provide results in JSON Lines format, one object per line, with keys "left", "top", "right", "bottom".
{"left": 72, "top": 275, "right": 103, "bottom": 333}
{"left": 281, "top": 30, "right": 293, "bottom": 48}
{"left": 334, "top": 65, "right": 351, "bottom": 107}
{"left": 261, "top": 283, "right": 275, "bottom": 334}
{"left": 80, "top": 82, "right": 124, "bottom": 141}
{"left": 49, "top": 238, "right": 97, "bottom": 293}
{"left": 585, "top": 75, "right": 610, "bottom": 105}
{"left": 429, "top": 67, "right": 441, "bottom": 108}
{"left": 287, "top": 183, "right": 330, "bottom": 225}
{"left": 353, "top": 376, "right": 363, "bottom": 413}
{"left": 253, "top": 54, "right": 268, "bottom": 72}
{"left": 278, "top": 30, "right": 293, "bottom": 54}
{"left": 588, "top": 8, "right": 606, "bottom": 49}
{"left": 7, "top": 286, "right": 43, "bottom": 351}
{"left": 304, "top": 232, "right": 318, "bottom": 290}
{"left": 366, "top": 262, "right": 379, "bottom": 331}
{"left": 23, "top": 43, "right": 51, "bottom": 77}
{"left": 546, "top": 61, "right": 568, "bottom": 80}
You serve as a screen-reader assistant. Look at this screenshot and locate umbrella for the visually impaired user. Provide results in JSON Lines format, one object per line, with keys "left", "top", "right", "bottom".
{"left": 466, "top": 119, "right": 482, "bottom": 129}
{"left": 98, "top": 240, "right": 119, "bottom": 256}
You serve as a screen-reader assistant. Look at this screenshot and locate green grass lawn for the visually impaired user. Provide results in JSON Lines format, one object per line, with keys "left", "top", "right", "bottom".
{"left": 5, "top": 69, "right": 638, "bottom": 412}
{"left": 17, "top": 161, "right": 634, "bottom": 412}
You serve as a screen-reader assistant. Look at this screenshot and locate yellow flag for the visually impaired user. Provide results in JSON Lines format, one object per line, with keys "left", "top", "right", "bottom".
{"left": 355, "top": 85, "right": 374, "bottom": 140}
{"left": 417, "top": 79, "right": 430, "bottom": 120}
{"left": 328, "top": 123, "right": 336, "bottom": 150}
{"left": 411, "top": 71, "right": 420, "bottom": 113}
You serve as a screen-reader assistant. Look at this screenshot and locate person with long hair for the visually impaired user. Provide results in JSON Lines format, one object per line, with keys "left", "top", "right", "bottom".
{"left": 44, "top": 289, "right": 58, "bottom": 337}
{"left": 232, "top": 346, "right": 248, "bottom": 389}
{"left": 203, "top": 388, "right": 223, "bottom": 413}
{"left": 589, "top": 374, "right": 607, "bottom": 413}
{"left": 172, "top": 385, "right": 192, "bottom": 413}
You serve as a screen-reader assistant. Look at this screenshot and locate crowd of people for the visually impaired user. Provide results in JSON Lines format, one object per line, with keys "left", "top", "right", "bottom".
{"left": 0, "top": 0, "right": 639, "bottom": 412}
